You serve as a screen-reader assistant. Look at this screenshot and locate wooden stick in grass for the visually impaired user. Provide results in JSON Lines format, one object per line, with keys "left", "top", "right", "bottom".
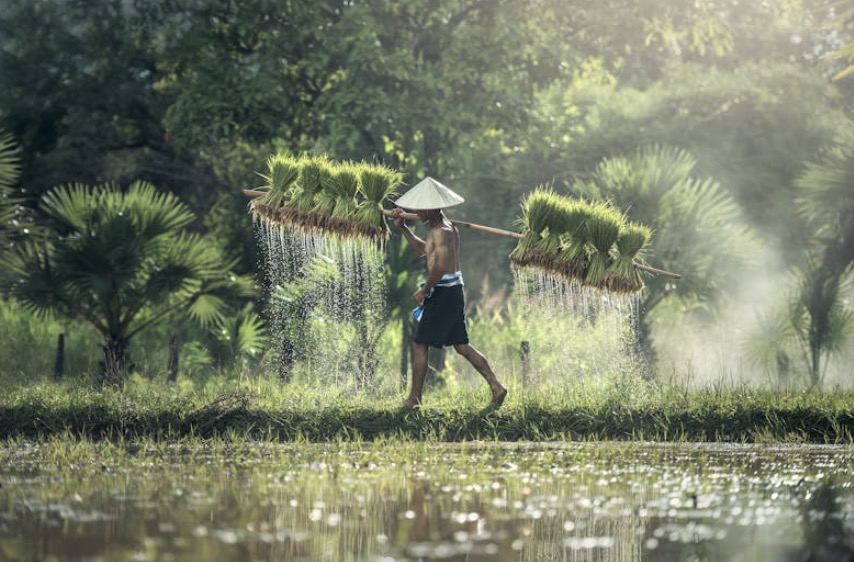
{"left": 243, "top": 189, "right": 681, "bottom": 280}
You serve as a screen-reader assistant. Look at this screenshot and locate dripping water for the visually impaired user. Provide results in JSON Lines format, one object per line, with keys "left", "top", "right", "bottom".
{"left": 512, "top": 265, "right": 642, "bottom": 382}
{"left": 254, "top": 216, "right": 387, "bottom": 384}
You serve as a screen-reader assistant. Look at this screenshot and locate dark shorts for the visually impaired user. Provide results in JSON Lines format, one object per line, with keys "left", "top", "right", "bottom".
{"left": 414, "top": 285, "right": 469, "bottom": 348}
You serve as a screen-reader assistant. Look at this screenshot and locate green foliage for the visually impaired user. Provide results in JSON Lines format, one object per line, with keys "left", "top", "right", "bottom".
{"left": 745, "top": 261, "right": 854, "bottom": 388}
{"left": 0, "top": 131, "right": 19, "bottom": 191}
{"left": 0, "top": 300, "right": 101, "bottom": 381}
{"left": 3, "top": 374, "right": 854, "bottom": 442}
{"left": 0, "top": 131, "right": 25, "bottom": 273}
{"left": 796, "top": 145, "right": 854, "bottom": 274}
{"left": 2, "top": 181, "right": 255, "bottom": 381}
{"left": 790, "top": 260, "right": 854, "bottom": 386}
{"left": 206, "top": 303, "right": 268, "bottom": 367}
{"left": 531, "top": 63, "right": 850, "bottom": 263}
{"left": 816, "top": 0, "right": 854, "bottom": 81}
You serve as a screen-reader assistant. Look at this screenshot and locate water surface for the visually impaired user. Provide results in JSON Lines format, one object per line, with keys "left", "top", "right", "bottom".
{"left": 1, "top": 441, "right": 852, "bottom": 561}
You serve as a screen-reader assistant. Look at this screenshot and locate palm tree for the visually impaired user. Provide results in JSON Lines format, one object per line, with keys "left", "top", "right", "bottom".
{"left": 3, "top": 181, "right": 255, "bottom": 383}
{"left": 790, "top": 258, "right": 853, "bottom": 387}
{"left": 0, "top": 131, "right": 23, "bottom": 267}
{"left": 571, "top": 145, "right": 760, "bottom": 357}
{"left": 796, "top": 145, "right": 854, "bottom": 276}
{"left": 790, "top": 144, "right": 854, "bottom": 386}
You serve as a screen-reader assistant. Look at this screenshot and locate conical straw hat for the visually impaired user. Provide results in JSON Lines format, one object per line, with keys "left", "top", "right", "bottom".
{"left": 394, "top": 177, "right": 465, "bottom": 210}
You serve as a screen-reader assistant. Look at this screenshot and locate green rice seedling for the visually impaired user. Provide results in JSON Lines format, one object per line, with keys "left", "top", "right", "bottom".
{"left": 608, "top": 222, "right": 652, "bottom": 292}
{"left": 329, "top": 164, "right": 361, "bottom": 220}
{"left": 312, "top": 167, "right": 340, "bottom": 217}
{"left": 291, "top": 155, "right": 332, "bottom": 212}
{"left": 354, "top": 163, "right": 402, "bottom": 239}
{"left": 538, "top": 197, "right": 574, "bottom": 255}
{"left": 583, "top": 202, "right": 624, "bottom": 286}
{"left": 509, "top": 186, "right": 559, "bottom": 267}
{"left": 556, "top": 200, "right": 594, "bottom": 279}
{"left": 256, "top": 153, "right": 301, "bottom": 208}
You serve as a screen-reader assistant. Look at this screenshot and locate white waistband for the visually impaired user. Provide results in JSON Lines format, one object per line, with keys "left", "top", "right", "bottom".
{"left": 436, "top": 271, "right": 464, "bottom": 287}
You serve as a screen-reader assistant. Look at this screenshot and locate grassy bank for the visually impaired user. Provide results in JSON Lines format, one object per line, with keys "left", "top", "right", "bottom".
{"left": 2, "top": 376, "right": 854, "bottom": 443}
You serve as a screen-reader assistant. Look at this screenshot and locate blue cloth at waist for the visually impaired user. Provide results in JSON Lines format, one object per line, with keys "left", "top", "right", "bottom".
{"left": 412, "top": 272, "right": 463, "bottom": 322}
{"left": 434, "top": 271, "right": 464, "bottom": 287}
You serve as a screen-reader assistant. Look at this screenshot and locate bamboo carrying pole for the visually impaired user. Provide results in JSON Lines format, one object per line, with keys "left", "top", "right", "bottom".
{"left": 244, "top": 189, "right": 681, "bottom": 280}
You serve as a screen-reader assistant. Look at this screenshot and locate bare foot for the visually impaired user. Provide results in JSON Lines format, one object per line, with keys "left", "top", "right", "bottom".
{"left": 490, "top": 386, "right": 507, "bottom": 409}
{"left": 401, "top": 397, "right": 421, "bottom": 410}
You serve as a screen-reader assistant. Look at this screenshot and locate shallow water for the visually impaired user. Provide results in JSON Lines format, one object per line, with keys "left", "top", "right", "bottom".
{"left": 1, "top": 442, "right": 852, "bottom": 561}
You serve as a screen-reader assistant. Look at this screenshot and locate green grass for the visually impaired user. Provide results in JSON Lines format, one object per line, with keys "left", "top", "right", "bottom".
{"left": 1, "top": 375, "right": 853, "bottom": 444}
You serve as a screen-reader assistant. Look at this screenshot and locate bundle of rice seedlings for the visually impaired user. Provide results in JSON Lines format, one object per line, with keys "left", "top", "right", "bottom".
{"left": 607, "top": 222, "right": 652, "bottom": 293}
{"left": 329, "top": 164, "right": 361, "bottom": 220}
{"left": 290, "top": 155, "right": 332, "bottom": 212}
{"left": 556, "top": 200, "right": 594, "bottom": 279}
{"left": 509, "top": 186, "right": 560, "bottom": 267}
{"left": 583, "top": 202, "right": 625, "bottom": 286}
{"left": 256, "top": 153, "right": 300, "bottom": 208}
{"left": 354, "top": 163, "right": 402, "bottom": 240}
{"left": 312, "top": 162, "right": 358, "bottom": 221}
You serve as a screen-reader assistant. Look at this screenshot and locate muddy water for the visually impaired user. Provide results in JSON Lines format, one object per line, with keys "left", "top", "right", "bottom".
{"left": 1, "top": 442, "right": 852, "bottom": 561}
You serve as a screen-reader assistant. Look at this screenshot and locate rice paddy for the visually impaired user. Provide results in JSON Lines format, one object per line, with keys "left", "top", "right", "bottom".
{"left": 1, "top": 438, "right": 852, "bottom": 562}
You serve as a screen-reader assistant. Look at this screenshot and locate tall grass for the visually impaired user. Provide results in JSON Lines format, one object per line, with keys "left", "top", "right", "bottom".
{"left": 2, "top": 368, "right": 854, "bottom": 443}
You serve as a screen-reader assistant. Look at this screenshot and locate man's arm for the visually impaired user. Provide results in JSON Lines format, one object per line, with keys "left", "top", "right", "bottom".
{"left": 390, "top": 209, "right": 427, "bottom": 256}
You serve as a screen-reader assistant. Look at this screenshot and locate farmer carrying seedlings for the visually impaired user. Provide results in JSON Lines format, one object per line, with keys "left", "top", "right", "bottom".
{"left": 390, "top": 177, "right": 507, "bottom": 410}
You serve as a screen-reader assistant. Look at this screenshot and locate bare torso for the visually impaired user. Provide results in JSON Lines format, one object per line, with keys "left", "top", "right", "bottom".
{"left": 425, "top": 218, "right": 461, "bottom": 275}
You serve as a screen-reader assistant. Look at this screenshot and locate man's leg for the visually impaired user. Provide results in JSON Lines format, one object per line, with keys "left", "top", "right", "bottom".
{"left": 453, "top": 343, "right": 507, "bottom": 408}
{"left": 404, "top": 342, "right": 429, "bottom": 407}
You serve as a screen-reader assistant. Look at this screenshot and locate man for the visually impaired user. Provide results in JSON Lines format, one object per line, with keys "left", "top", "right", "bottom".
{"left": 389, "top": 177, "right": 507, "bottom": 409}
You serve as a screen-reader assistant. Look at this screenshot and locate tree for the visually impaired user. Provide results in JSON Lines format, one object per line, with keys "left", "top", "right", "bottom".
{"left": 788, "top": 142, "right": 854, "bottom": 386}
{"left": 796, "top": 144, "right": 854, "bottom": 276}
{"left": 790, "top": 259, "right": 853, "bottom": 387}
{"left": 2, "top": 181, "right": 255, "bottom": 383}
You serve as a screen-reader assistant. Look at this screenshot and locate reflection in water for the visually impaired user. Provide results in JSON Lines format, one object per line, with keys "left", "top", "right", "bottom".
{"left": 0, "top": 443, "right": 852, "bottom": 561}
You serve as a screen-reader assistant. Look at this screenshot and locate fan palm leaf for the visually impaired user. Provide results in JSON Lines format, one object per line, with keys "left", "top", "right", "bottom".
{"left": 3, "top": 181, "right": 252, "bottom": 380}
{"left": 0, "top": 131, "right": 20, "bottom": 191}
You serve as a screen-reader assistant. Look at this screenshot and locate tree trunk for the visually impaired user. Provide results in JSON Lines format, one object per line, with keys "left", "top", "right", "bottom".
{"left": 53, "top": 333, "right": 65, "bottom": 381}
{"left": 101, "top": 336, "right": 130, "bottom": 386}
{"left": 809, "top": 341, "right": 821, "bottom": 388}
{"left": 520, "top": 340, "right": 530, "bottom": 385}
{"left": 167, "top": 334, "right": 179, "bottom": 383}
{"left": 278, "top": 338, "right": 295, "bottom": 383}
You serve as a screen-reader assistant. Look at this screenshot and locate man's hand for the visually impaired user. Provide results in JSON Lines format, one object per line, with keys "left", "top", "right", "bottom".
{"left": 388, "top": 208, "right": 407, "bottom": 231}
{"left": 412, "top": 287, "right": 426, "bottom": 305}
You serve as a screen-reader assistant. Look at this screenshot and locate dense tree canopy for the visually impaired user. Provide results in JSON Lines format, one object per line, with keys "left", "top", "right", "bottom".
{"left": 2, "top": 0, "right": 853, "bottom": 381}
